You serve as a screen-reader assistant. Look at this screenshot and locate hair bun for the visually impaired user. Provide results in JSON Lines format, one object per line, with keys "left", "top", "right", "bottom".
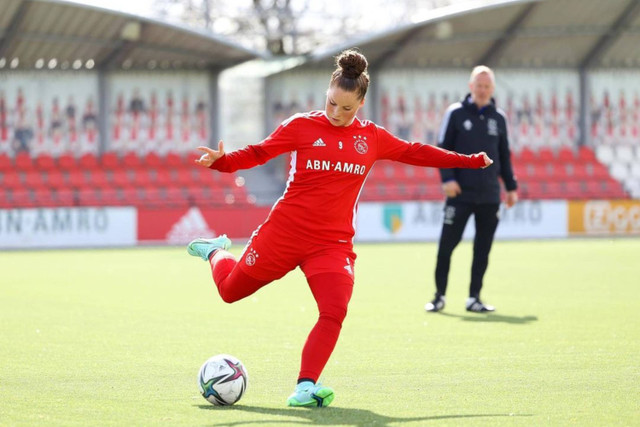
{"left": 337, "top": 50, "right": 368, "bottom": 79}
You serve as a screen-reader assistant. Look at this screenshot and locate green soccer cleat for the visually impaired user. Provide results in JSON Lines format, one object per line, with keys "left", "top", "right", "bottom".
{"left": 187, "top": 235, "right": 232, "bottom": 261}
{"left": 287, "top": 381, "right": 334, "bottom": 408}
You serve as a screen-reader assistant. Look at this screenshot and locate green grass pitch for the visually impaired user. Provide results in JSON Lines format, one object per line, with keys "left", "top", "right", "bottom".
{"left": 1, "top": 238, "right": 639, "bottom": 426}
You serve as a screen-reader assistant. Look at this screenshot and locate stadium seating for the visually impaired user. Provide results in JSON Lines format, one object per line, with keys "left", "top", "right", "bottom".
{"left": 14, "top": 152, "right": 33, "bottom": 170}
{"left": 358, "top": 145, "right": 631, "bottom": 202}
{"left": 1, "top": 144, "right": 629, "bottom": 209}
{"left": 34, "top": 153, "right": 56, "bottom": 170}
{"left": 0, "top": 153, "right": 12, "bottom": 171}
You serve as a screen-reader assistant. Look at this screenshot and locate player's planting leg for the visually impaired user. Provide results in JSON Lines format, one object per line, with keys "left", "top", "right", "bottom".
{"left": 287, "top": 381, "right": 334, "bottom": 407}
{"left": 287, "top": 272, "right": 353, "bottom": 407}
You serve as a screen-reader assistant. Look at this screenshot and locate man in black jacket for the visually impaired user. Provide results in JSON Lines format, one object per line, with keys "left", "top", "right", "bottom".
{"left": 426, "top": 66, "right": 518, "bottom": 313}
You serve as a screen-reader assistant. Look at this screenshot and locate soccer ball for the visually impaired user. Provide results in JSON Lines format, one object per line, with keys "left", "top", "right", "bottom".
{"left": 197, "top": 354, "right": 248, "bottom": 406}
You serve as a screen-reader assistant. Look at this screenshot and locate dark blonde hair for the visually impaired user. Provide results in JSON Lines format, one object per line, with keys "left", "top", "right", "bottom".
{"left": 330, "top": 49, "right": 370, "bottom": 100}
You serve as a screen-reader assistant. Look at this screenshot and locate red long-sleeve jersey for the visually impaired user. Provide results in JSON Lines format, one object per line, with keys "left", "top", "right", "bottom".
{"left": 211, "top": 111, "right": 486, "bottom": 244}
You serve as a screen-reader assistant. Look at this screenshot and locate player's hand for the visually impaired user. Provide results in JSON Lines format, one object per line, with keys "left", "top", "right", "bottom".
{"left": 478, "top": 151, "right": 493, "bottom": 168}
{"left": 442, "top": 180, "right": 461, "bottom": 198}
{"left": 505, "top": 190, "right": 518, "bottom": 208}
{"left": 195, "top": 141, "right": 225, "bottom": 167}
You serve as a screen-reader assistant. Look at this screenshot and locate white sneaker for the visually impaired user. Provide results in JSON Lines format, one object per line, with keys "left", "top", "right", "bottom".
{"left": 425, "top": 294, "right": 446, "bottom": 312}
{"left": 466, "top": 297, "right": 495, "bottom": 312}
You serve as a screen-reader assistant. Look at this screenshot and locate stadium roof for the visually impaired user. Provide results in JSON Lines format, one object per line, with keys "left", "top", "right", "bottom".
{"left": 304, "top": 0, "right": 640, "bottom": 70}
{"left": 0, "top": 0, "right": 265, "bottom": 71}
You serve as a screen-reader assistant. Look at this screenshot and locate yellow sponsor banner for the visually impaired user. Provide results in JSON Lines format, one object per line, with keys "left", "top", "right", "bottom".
{"left": 569, "top": 200, "right": 640, "bottom": 235}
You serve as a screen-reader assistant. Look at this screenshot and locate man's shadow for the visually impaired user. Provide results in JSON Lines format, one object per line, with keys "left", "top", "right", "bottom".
{"left": 198, "top": 404, "right": 531, "bottom": 426}
{"left": 437, "top": 312, "right": 538, "bottom": 324}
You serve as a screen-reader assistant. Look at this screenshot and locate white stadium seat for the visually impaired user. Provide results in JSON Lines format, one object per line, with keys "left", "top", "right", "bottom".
{"left": 609, "top": 161, "right": 629, "bottom": 181}
{"left": 595, "top": 145, "right": 614, "bottom": 164}
{"left": 614, "top": 145, "right": 634, "bottom": 164}
{"left": 629, "top": 163, "right": 640, "bottom": 179}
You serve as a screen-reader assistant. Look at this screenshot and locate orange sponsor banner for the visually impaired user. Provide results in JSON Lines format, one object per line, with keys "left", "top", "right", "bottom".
{"left": 569, "top": 200, "right": 640, "bottom": 235}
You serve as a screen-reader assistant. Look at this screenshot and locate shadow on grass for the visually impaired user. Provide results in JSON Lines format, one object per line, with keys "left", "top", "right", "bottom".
{"left": 198, "top": 404, "right": 532, "bottom": 426}
{"left": 438, "top": 312, "right": 538, "bottom": 324}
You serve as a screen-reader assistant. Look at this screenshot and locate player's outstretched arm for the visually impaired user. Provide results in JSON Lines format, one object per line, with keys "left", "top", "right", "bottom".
{"left": 478, "top": 151, "right": 493, "bottom": 168}
{"left": 195, "top": 141, "right": 225, "bottom": 167}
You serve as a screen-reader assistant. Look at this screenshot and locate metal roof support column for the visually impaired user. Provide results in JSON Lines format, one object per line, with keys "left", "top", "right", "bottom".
{"left": 264, "top": 75, "right": 274, "bottom": 140}
{"left": 578, "top": 68, "right": 589, "bottom": 147}
{"left": 97, "top": 69, "right": 109, "bottom": 155}
{"left": 369, "top": 70, "right": 380, "bottom": 124}
{"left": 208, "top": 68, "right": 221, "bottom": 147}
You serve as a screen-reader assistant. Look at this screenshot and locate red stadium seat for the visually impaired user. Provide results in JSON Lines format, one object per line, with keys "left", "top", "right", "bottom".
{"left": 601, "top": 179, "right": 628, "bottom": 199}
{"left": 589, "top": 163, "right": 610, "bottom": 180}
{"left": 57, "top": 153, "right": 77, "bottom": 170}
{"left": 521, "top": 181, "right": 543, "bottom": 199}
{"left": 120, "top": 188, "right": 143, "bottom": 206}
{"left": 153, "top": 169, "right": 174, "bottom": 187}
{"left": 557, "top": 146, "right": 576, "bottom": 162}
{"left": 133, "top": 169, "right": 154, "bottom": 187}
{"left": 527, "top": 163, "right": 548, "bottom": 181}
{"left": 564, "top": 181, "right": 584, "bottom": 199}
{"left": 144, "top": 151, "right": 163, "bottom": 168}
{"left": 0, "top": 188, "right": 12, "bottom": 208}
{"left": 584, "top": 181, "right": 606, "bottom": 199}
{"left": 11, "top": 189, "right": 35, "bottom": 207}
{"left": 101, "top": 188, "right": 121, "bottom": 205}
{"left": 577, "top": 146, "right": 597, "bottom": 162}
{"left": 2, "top": 171, "right": 22, "bottom": 189}
{"left": 101, "top": 152, "right": 120, "bottom": 169}
{"left": 67, "top": 170, "right": 88, "bottom": 189}
{"left": 568, "top": 163, "right": 590, "bottom": 180}
{"left": 164, "top": 152, "right": 183, "bottom": 168}
{"left": 122, "top": 152, "right": 143, "bottom": 169}
{"left": 141, "top": 187, "right": 164, "bottom": 207}
{"left": 78, "top": 153, "right": 99, "bottom": 169}
{"left": 185, "top": 185, "right": 227, "bottom": 206}
{"left": 76, "top": 188, "right": 102, "bottom": 206}
{"left": 14, "top": 152, "right": 33, "bottom": 170}
{"left": 23, "top": 171, "right": 47, "bottom": 189}
{"left": 165, "top": 186, "right": 188, "bottom": 207}
{"left": 88, "top": 170, "right": 111, "bottom": 189}
{"left": 537, "top": 146, "right": 555, "bottom": 163}
{"left": 35, "top": 153, "right": 56, "bottom": 170}
{"left": 55, "top": 189, "right": 76, "bottom": 206}
{"left": 517, "top": 146, "right": 537, "bottom": 163}
{"left": 44, "top": 170, "right": 67, "bottom": 188}
{"left": 111, "top": 169, "right": 133, "bottom": 189}
{"left": 0, "top": 153, "right": 12, "bottom": 171}
{"left": 32, "top": 189, "right": 57, "bottom": 207}
{"left": 542, "top": 182, "right": 564, "bottom": 199}
{"left": 218, "top": 172, "right": 237, "bottom": 186}
{"left": 547, "top": 163, "right": 569, "bottom": 181}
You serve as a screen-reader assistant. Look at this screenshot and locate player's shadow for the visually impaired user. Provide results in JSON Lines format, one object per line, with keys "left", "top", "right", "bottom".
{"left": 198, "top": 404, "right": 531, "bottom": 426}
{"left": 438, "top": 312, "right": 538, "bottom": 324}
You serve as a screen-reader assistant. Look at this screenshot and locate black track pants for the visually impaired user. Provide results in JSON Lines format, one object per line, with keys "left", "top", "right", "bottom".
{"left": 434, "top": 200, "right": 500, "bottom": 298}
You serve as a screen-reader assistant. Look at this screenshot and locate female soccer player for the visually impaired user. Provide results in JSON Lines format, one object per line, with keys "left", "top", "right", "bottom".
{"left": 187, "top": 49, "right": 493, "bottom": 408}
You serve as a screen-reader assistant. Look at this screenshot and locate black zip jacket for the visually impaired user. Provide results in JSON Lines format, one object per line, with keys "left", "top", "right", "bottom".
{"left": 438, "top": 93, "right": 518, "bottom": 204}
